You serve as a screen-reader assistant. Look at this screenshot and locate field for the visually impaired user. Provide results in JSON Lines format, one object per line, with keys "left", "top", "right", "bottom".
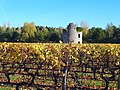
{"left": 0, "top": 43, "right": 119, "bottom": 90}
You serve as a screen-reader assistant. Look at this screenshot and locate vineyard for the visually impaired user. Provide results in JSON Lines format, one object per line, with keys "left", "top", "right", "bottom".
{"left": 0, "top": 43, "right": 119, "bottom": 90}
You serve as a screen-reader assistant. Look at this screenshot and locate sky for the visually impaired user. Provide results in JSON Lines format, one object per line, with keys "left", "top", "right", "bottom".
{"left": 0, "top": 0, "right": 120, "bottom": 28}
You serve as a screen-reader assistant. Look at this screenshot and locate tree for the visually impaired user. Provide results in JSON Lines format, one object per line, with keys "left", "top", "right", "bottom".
{"left": 49, "top": 32, "right": 59, "bottom": 43}
{"left": 41, "top": 27, "right": 49, "bottom": 42}
{"left": 11, "top": 27, "right": 21, "bottom": 42}
{"left": 21, "top": 22, "right": 37, "bottom": 42}
{"left": 112, "top": 26, "right": 120, "bottom": 43}
{"left": 106, "top": 23, "right": 115, "bottom": 38}
{"left": 80, "top": 21, "right": 89, "bottom": 42}
{"left": 76, "top": 27, "right": 84, "bottom": 32}
{"left": 106, "top": 23, "right": 117, "bottom": 43}
{"left": 80, "top": 21, "right": 89, "bottom": 35}
{"left": 0, "top": 24, "right": 13, "bottom": 42}
{"left": 88, "top": 27, "right": 106, "bottom": 43}
{"left": 5, "top": 27, "right": 13, "bottom": 41}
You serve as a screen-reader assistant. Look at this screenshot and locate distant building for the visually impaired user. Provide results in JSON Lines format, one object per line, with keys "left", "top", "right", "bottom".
{"left": 62, "top": 23, "right": 82, "bottom": 44}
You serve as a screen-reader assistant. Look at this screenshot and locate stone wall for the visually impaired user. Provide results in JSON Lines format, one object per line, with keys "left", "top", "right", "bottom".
{"left": 62, "top": 23, "right": 82, "bottom": 44}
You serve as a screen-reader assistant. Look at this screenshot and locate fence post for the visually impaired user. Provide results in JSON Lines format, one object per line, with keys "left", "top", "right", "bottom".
{"left": 62, "top": 61, "right": 68, "bottom": 90}
{"left": 118, "top": 67, "right": 120, "bottom": 89}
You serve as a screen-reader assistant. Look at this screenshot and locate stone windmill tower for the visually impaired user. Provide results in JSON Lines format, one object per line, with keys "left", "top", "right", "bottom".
{"left": 62, "top": 23, "right": 82, "bottom": 44}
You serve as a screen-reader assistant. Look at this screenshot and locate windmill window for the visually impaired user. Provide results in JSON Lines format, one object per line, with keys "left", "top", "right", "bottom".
{"left": 78, "top": 34, "right": 80, "bottom": 38}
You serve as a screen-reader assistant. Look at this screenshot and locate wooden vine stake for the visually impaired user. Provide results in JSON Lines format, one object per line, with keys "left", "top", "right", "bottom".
{"left": 118, "top": 66, "right": 120, "bottom": 89}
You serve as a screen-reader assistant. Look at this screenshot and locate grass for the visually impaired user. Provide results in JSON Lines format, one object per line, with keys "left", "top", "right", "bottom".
{"left": 0, "top": 86, "right": 14, "bottom": 90}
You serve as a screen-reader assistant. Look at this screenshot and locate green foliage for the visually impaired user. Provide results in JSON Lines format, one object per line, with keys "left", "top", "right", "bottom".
{"left": 0, "top": 22, "right": 119, "bottom": 43}
{"left": 106, "top": 23, "right": 116, "bottom": 38}
{"left": 49, "top": 32, "right": 59, "bottom": 42}
{"left": 87, "top": 27, "right": 107, "bottom": 43}
{"left": 21, "top": 22, "right": 37, "bottom": 42}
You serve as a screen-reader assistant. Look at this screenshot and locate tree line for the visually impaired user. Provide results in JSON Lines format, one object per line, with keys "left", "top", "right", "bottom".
{"left": 0, "top": 22, "right": 120, "bottom": 43}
